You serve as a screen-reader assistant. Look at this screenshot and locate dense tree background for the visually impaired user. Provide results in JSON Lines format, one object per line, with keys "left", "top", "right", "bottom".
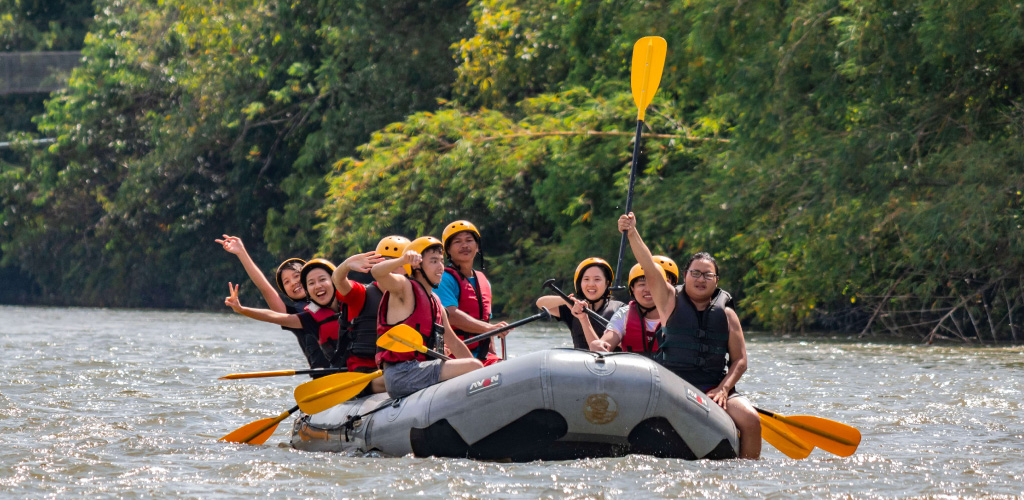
{"left": 3, "top": 0, "right": 1022, "bottom": 342}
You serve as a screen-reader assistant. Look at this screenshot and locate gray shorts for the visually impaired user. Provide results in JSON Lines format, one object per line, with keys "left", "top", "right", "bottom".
{"left": 383, "top": 359, "right": 443, "bottom": 399}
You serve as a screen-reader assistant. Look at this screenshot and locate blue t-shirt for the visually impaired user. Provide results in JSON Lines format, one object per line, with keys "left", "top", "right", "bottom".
{"left": 437, "top": 271, "right": 469, "bottom": 309}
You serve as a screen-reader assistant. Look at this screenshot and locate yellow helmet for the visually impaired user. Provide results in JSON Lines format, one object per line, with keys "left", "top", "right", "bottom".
{"left": 628, "top": 263, "right": 667, "bottom": 297}
{"left": 652, "top": 255, "right": 679, "bottom": 284}
{"left": 299, "top": 258, "right": 336, "bottom": 294}
{"left": 402, "top": 236, "right": 443, "bottom": 276}
{"left": 376, "top": 235, "right": 410, "bottom": 259}
{"left": 573, "top": 257, "right": 614, "bottom": 296}
{"left": 441, "top": 220, "right": 481, "bottom": 254}
{"left": 275, "top": 258, "right": 306, "bottom": 294}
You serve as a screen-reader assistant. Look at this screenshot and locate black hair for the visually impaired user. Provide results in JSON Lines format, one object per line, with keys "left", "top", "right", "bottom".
{"left": 685, "top": 252, "right": 719, "bottom": 275}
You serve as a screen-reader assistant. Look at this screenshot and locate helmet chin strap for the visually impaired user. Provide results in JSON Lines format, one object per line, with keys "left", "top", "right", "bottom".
{"left": 414, "top": 267, "right": 440, "bottom": 289}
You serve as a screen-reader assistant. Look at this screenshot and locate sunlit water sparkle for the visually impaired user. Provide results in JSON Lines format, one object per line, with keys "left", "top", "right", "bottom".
{"left": 1, "top": 305, "right": 1022, "bottom": 498}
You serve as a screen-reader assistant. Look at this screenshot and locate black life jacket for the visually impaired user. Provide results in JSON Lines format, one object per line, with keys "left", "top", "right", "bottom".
{"left": 562, "top": 299, "right": 624, "bottom": 349}
{"left": 655, "top": 287, "right": 732, "bottom": 388}
{"left": 335, "top": 283, "right": 384, "bottom": 364}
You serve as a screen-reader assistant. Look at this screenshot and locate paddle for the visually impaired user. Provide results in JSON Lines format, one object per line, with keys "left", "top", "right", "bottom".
{"left": 219, "top": 368, "right": 344, "bottom": 380}
{"left": 542, "top": 278, "right": 612, "bottom": 328}
{"left": 219, "top": 405, "right": 299, "bottom": 445}
{"left": 459, "top": 307, "right": 552, "bottom": 346}
{"left": 292, "top": 370, "right": 384, "bottom": 415}
{"left": 612, "top": 36, "right": 668, "bottom": 290}
{"left": 376, "top": 324, "right": 452, "bottom": 360}
{"left": 755, "top": 407, "right": 861, "bottom": 457}
{"left": 759, "top": 412, "right": 813, "bottom": 459}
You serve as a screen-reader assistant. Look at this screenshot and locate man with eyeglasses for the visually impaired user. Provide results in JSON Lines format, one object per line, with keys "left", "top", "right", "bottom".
{"left": 617, "top": 212, "right": 761, "bottom": 459}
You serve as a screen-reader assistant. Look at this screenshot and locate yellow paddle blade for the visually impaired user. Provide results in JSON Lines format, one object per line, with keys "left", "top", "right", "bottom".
{"left": 375, "top": 324, "right": 427, "bottom": 353}
{"left": 219, "top": 409, "right": 291, "bottom": 445}
{"left": 779, "top": 415, "right": 862, "bottom": 457}
{"left": 293, "top": 370, "right": 382, "bottom": 415}
{"left": 220, "top": 370, "right": 298, "bottom": 380}
{"left": 759, "top": 413, "right": 813, "bottom": 459}
{"left": 630, "top": 36, "right": 667, "bottom": 121}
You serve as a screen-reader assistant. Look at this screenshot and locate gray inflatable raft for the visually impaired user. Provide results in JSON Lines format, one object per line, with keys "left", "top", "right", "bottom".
{"left": 290, "top": 349, "right": 738, "bottom": 461}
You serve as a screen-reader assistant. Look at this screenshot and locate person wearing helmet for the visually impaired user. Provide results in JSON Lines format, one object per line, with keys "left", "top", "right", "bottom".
{"left": 617, "top": 212, "right": 760, "bottom": 459}
{"left": 327, "top": 237, "right": 408, "bottom": 394}
{"left": 437, "top": 220, "right": 508, "bottom": 366}
{"left": 580, "top": 263, "right": 666, "bottom": 355}
{"left": 216, "top": 235, "right": 330, "bottom": 370}
{"left": 535, "top": 257, "right": 624, "bottom": 349}
{"left": 224, "top": 259, "right": 346, "bottom": 374}
{"left": 371, "top": 236, "right": 483, "bottom": 399}
{"left": 652, "top": 255, "right": 680, "bottom": 286}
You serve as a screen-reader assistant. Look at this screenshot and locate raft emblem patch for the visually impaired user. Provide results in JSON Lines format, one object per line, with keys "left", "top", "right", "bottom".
{"left": 583, "top": 393, "right": 619, "bottom": 425}
{"left": 467, "top": 373, "right": 501, "bottom": 396}
{"left": 687, "top": 388, "right": 709, "bottom": 412}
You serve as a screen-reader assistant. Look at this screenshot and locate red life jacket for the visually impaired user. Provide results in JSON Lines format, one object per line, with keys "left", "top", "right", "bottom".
{"left": 444, "top": 267, "right": 492, "bottom": 360}
{"left": 620, "top": 300, "right": 659, "bottom": 355}
{"left": 337, "top": 283, "right": 384, "bottom": 372}
{"left": 305, "top": 302, "right": 340, "bottom": 350}
{"left": 376, "top": 279, "right": 443, "bottom": 364}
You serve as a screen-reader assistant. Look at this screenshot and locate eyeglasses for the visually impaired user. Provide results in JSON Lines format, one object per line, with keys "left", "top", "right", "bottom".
{"left": 686, "top": 270, "right": 718, "bottom": 280}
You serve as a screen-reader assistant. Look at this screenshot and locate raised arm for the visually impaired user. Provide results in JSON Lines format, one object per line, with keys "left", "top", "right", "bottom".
{"left": 371, "top": 251, "right": 416, "bottom": 295}
{"left": 334, "top": 251, "right": 385, "bottom": 296}
{"left": 619, "top": 213, "right": 676, "bottom": 319}
{"left": 216, "top": 235, "right": 287, "bottom": 313}
{"left": 223, "top": 282, "right": 301, "bottom": 328}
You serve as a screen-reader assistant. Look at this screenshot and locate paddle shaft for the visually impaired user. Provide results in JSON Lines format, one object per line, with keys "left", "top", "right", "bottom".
{"left": 613, "top": 119, "right": 645, "bottom": 289}
{"left": 460, "top": 308, "right": 551, "bottom": 346}
{"left": 220, "top": 368, "right": 344, "bottom": 380}
{"left": 542, "top": 279, "right": 611, "bottom": 328}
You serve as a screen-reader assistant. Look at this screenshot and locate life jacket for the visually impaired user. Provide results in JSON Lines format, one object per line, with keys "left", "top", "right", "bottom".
{"left": 567, "top": 299, "right": 624, "bottom": 349}
{"left": 654, "top": 287, "right": 732, "bottom": 388}
{"left": 335, "top": 283, "right": 385, "bottom": 372}
{"left": 620, "top": 301, "right": 659, "bottom": 356}
{"left": 376, "top": 279, "right": 443, "bottom": 364}
{"left": 306, "top": 303, "right": 342, "bottom": 367}
{"left": 444, "top": 267, "right": 493, "bottom": 362}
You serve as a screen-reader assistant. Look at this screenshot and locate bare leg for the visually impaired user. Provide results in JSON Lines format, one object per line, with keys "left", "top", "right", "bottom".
{"left": 726, "top": 396, "right": 762, "bottom": 459}
{"left": 370, "top": 376, "right": 386, "bottom": 394}
{"left": 439, "top": 358, "right": 484, "bottom": 381}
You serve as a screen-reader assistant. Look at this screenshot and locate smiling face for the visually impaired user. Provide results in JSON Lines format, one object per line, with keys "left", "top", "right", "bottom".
{"left": 630, "top": 277, "right": 656, "bottom": 309}
{"left": 304, "top": 268, "right": 335, "bottom": 307}
{"left": 683, "top": 258, "right": 718, "bottom": 303}
{"left": 417, "top": 246, "right": 446, "bottom": 287}
{"left": 447, "top": 231, "right": 478, "bottom": 267}
{"left": 579, "top": 266, "right": 609, "bottom": 302}
{"left": 280, "top": 269, "right": 306, "bottom": 301}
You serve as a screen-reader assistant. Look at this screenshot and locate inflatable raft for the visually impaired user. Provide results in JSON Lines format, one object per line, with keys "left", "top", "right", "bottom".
{"left": 290, "top": 349, "right": 738, "bottom": 461}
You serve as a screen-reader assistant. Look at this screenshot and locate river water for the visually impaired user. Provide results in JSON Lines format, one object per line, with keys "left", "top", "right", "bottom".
{"left": 1, "top": 305, "right": 1021, "bottom": 498}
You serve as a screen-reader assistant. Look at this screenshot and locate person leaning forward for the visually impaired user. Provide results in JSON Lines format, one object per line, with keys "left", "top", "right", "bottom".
{"left": 618, "top": 212, "right": 762, "bottom": 459}
{"left": 372, "top": 236, "right": 483, "bottom": 399}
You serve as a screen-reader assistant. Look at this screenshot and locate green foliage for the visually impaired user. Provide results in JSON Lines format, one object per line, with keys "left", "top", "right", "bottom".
{"left": 3, "top": 0, "right": 1023, "bottom": 342}
{"left": 1, "top": 0, "right": 467, "bottom": 307}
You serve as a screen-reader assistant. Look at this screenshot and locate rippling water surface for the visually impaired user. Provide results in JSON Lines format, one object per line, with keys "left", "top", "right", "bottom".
{"left": 1, "top": 305, "right": 1022, "bottom": 498}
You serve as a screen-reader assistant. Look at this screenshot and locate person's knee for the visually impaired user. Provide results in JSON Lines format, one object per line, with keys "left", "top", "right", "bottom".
{"left": 732, "top": 407, "right": 761, "bottom": 436}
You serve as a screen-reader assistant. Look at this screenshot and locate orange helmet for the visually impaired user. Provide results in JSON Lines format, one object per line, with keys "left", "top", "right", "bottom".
{"left": 402, "top": 236, "right": 443, "bottom": 276}
{"left": 376, "top": 235, "right": 410, "bottom": 259}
